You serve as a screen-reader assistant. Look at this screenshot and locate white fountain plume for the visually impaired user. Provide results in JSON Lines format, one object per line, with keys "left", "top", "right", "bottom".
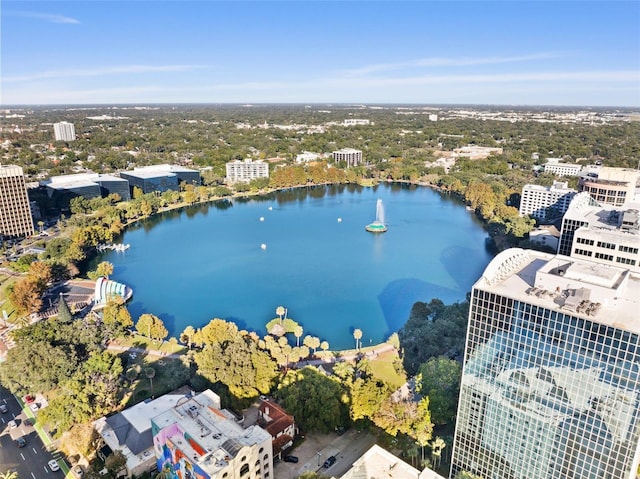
{"left": 376, "top": 199, "right": 385, "bottom": 225}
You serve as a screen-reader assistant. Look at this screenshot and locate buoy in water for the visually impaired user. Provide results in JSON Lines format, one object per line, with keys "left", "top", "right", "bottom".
{"left": 261, "top": 244, "right": 267, "bottom": 250}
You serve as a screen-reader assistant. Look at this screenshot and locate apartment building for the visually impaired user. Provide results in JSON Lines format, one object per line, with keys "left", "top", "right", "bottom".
{"left": 225, "top": 159, "right": 269, "bottom": 183}
{"left": 0, "top": 164, "right": 35, "bottom": 239}
{"left": 53, "top": 121, "right": 76, "bottom": 141}
{"left": 451, "top": 248, "right": 640, "bottom": 479}
{"left": 518, "top": 182, "right": 577, "bottom": 221}
{"left": 332, "top": 148, "right": 362, "bottom": 168}
{"left": 152, "top": 390, "right": 273, "bottom": 479}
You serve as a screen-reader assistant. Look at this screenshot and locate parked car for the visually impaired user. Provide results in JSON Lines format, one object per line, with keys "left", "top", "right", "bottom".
{"left": 283, "top": 455, "right": 299, "bottom": 463}
{"left": 323, "top": 456, "right": 337, "bottom": 468}
{"left": 48, "top": 460, "right": 60, "bottom": 472}
{"left": 0, "top": 403, "right": 7, "bottom": 413}
{"left": 16, "top": 437, "right": 26, "bottom": 448}
{"left": 30, "top": 402, "right": 39, "bottom": 412}
{"left": 8, "top": 419, "right": 17, "bottom": 429}
{"left": 72, "top": 466, "right": 84, "bottom": 478}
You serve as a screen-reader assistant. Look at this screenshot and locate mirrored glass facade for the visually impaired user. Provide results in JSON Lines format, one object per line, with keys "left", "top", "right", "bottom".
{"left": 451, "top": 249, "right": 640, "bottom": 479}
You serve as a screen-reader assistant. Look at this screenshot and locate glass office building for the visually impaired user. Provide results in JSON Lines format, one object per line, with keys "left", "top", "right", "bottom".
{"left": 451, "top": 248, "right": 640, "bottom": 479}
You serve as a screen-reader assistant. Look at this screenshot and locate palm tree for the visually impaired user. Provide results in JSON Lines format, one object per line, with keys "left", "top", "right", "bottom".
{"left": 430, "top": 437, "right": 447, "bottom": 469}
{"left": 276, "top": 305, "right": 286, "bottom": 322}
{"left": 293, "top": 325, "right": 304, "bottom": 347}
{"left": 0, "top": 472, "right": 19, "bottom": 479}
{"left": 353, "top": 328, "right": 363, "bottom": 351}
{"left": 145, "top": 367, "right": 156, "bottom": 398}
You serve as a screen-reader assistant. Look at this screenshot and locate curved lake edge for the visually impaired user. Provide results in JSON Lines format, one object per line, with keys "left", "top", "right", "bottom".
{"left": 101, "top": 180, "right": 492, "bottom": 348}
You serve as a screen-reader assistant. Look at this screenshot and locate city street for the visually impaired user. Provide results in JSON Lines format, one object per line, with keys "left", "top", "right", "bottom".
{"left": 275, "top": 428, "right": 377, "bottom": 479}
{"left": 0, "top": 386, "right": 64, "bottom": 478}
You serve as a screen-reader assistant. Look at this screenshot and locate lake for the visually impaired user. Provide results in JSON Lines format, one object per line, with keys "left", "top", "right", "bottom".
{"left": 102, "top": 183, "right": 493, "bottom": 350}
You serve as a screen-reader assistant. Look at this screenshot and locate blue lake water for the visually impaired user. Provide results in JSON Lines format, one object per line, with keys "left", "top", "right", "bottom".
{"left": 102, "top": 183, "right": 493, "bottom": 350}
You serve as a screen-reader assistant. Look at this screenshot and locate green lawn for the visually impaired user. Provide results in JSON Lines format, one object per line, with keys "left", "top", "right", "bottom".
{"left": 112, "top": 335, "right": 187, "bottom": 355}
{"left": 369, "top": 351, "right": 406, "bottom": 389}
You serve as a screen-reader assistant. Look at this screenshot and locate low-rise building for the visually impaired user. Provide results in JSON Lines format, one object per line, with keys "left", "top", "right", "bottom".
{"left": 543, "top": 160, "right": 582, "bottom": 177}
{"left": 95, "top": 390, "right": 200, "bottom": 477}
{"left": 120, "top": 165, "right": 200, "bottom": 195}
{"left": 257, "top": 399, "right": 296, "bottom": 460}
{"left": 152, "top": 390, "right": 273, "bottom": 479}
{"left": 225, "top": 159, "right": 269, "bottom": 183}
{"left": 340, "top": 444, "right": 445, "bottom": 479}
{"left": 44, "top": 173, "right": 131, "bottom": 204}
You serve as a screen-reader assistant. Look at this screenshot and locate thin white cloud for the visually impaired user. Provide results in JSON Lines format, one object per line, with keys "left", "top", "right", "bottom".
{"left": 6, "top": 11, "right": 80, "bottom": 24}
{"left": 3, "top": 65, "right": 210, "bottom": 83}
{"left": 343, "top": 53, "right": 563, "bottom": 77}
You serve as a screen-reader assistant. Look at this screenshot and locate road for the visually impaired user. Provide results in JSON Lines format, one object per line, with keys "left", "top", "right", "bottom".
{"left": 0, "top": 386, "right": 65, "bottom": 477}
{"left": 275, "top": 428, "right": 376, "bottom": 479}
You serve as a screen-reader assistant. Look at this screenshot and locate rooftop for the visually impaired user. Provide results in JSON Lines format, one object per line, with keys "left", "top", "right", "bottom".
{"left": 478, "top": 248, "right": 640, "bottom": 334}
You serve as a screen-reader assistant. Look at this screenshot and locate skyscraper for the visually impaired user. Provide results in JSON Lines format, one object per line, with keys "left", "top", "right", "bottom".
{"left": 0, "top": 165, "right": 35, "bottom": 239}
{"left": 53, "top": 121, "right": 76, "bottom": 141}
{"left": 450, "top": 248, "right": 640, "bottom": 479}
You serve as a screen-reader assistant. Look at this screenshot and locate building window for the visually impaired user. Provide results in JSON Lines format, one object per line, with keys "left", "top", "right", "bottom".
{"left": 240, "top": 464, "right": 250, "bottom": 476}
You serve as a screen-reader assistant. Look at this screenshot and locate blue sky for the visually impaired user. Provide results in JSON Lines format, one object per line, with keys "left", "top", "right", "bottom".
{"left": 1, "top": 1, "right": 639, "bottom": 106}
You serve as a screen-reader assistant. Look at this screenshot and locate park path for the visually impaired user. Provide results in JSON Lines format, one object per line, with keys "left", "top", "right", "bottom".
{"left": 106, "top": 343, "right": 183, "bottom": 359}
{"left": 106, "top": 341, "right": 397, "bottom": 366}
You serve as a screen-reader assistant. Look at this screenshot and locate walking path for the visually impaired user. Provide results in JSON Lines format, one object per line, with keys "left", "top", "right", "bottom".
{"left": 105, "top": 341, "right": 397, "bottom": 366}
{"left": 106, "top": 343, "right": 183, "bottom": 359}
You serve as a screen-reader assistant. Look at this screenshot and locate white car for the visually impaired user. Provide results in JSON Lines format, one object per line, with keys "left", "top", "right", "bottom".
{"left": 48, "top": 460, "right": 60, "bottom": 472}
{"left": 8, "top": 419, "right": 17, "bottom": 429}
{"left": 29, "top": 403, "right": 39, "bottom": 412}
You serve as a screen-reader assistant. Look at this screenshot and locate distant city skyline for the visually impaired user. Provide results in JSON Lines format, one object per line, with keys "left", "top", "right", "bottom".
{"left": 1, "top": 1, "right": 639, "bottom": 107}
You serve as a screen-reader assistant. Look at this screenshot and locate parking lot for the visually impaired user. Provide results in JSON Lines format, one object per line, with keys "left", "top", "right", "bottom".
{"left": 274, "top": 428, "right": 376, "bottom": 479}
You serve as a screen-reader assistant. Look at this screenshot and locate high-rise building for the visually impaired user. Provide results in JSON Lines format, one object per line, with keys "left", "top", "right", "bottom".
{"left": 53, "top": 121, "right": 76, "bottom": 141}
{"left": 450, "top": 248, "right": 640, "bottom": 479}
{"left": 518, "top": 182, "right": 577, "bottom": 221}
{"left": 0, "top": 164, "right": 35, "bottom": 239}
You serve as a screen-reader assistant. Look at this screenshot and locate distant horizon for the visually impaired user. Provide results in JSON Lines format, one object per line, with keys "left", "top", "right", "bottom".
{"left": 2, "top": 1, "right": 638, "bottom": 107}
{"left": 2, "top": 102, "right": 639, "bottom": 111}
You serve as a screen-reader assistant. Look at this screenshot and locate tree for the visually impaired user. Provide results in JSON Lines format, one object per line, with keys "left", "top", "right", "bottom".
{"left": 105, "top": 451, "right": 127, "bottom": 477}
{"left": 57, "top": 294, "right": 73, "bottom": 323}
{"left": 180, "top": 325, "right": 197, "bottom": 349}
{"left": 9, "top": 277, "right": 43, "bottom": 316}
{"left": 145, "top": 367, "right": 156, "bottom": 397}
{"left": 194, "top": 335, "right": 277, "bottom": 400}
{"left": 349, "top": 377, "right": 391, "bottom": 421}
{"left": 136, "top": 314, "right": 168, "bottom": 344}
{"left": 417, "top": 356, "right": 462, "bottom": 425}
{"left": 303, "top": 335, "right": 321, "bottom": 354}
{"left": 0, "top": 471, "right": 19, "bottom": 479}
{"left": 276, "top": 305, "right": 286, "bottom": 321}
{"left": 353, "top": 328, "right": 363, "bottom": 350}
{"left": 278, "top": 367, "right": 348, "bottom": 432}
{"left": 101, "top": 296, "right": 133, "bottom": 338}
{"left": 430, "top": 437, "right": 447, "bottom": 469}
{"left": 293, "top": 325, "right": 303, "bottom": 347}
{"left": 198, "top": 318, "right": 239, "bottom": 345}
{"left": 95, "top": 261, "right": 114, "bottom": 279}
{"left": 28, "top": 261, "right": 52, "bottom": 289}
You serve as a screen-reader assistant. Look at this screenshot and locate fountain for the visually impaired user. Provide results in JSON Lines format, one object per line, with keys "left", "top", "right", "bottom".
{"left": 365, "top": 199, "right": 387, "bottom": 233}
